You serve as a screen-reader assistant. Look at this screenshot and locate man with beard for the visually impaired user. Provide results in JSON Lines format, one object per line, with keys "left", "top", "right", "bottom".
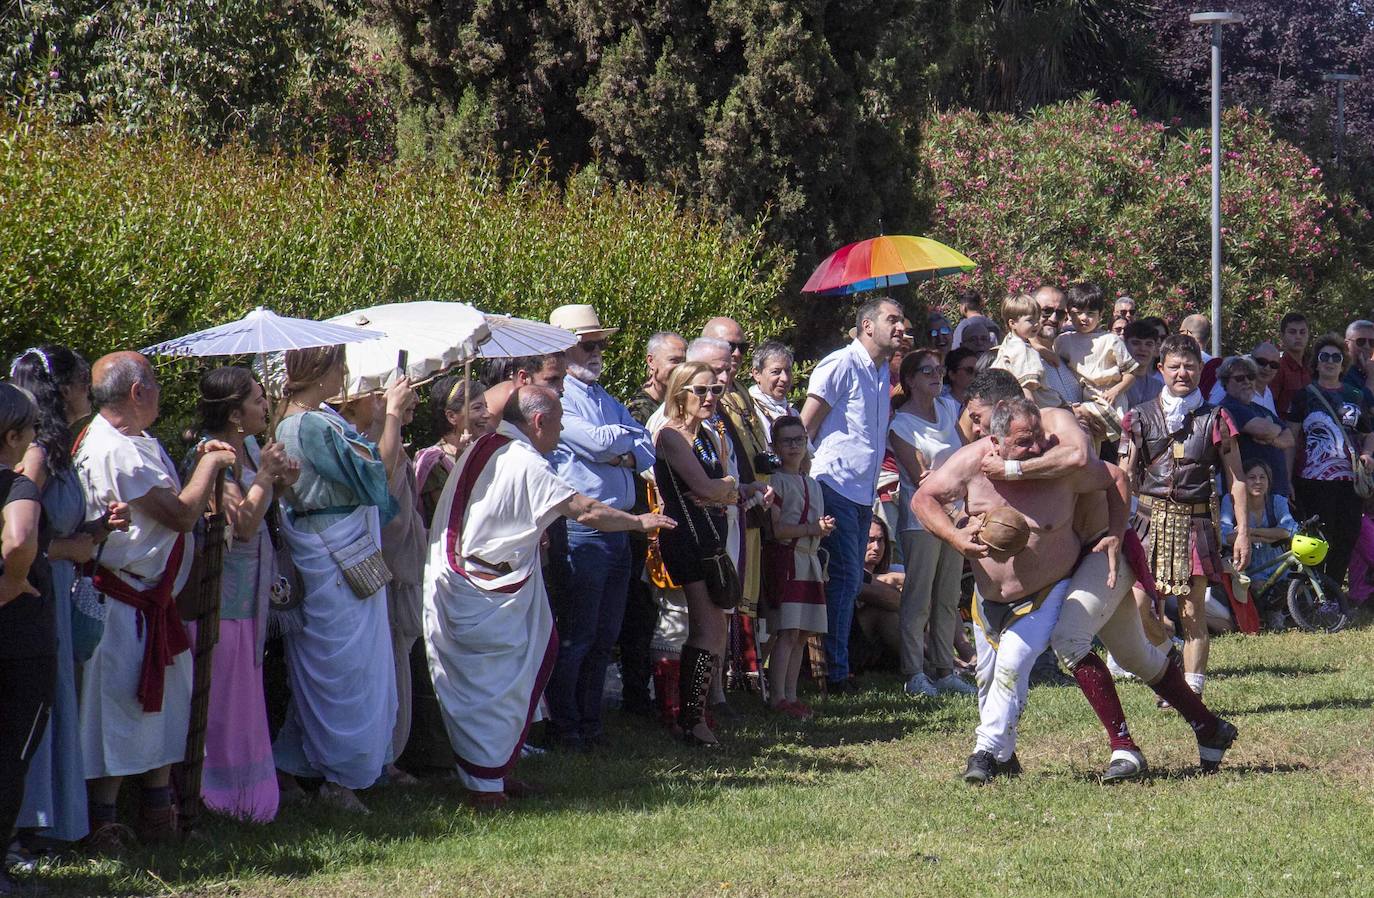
{"left": 799, "top": 297, "right": 907, "bottom": 690}
{"left": 543, "top": 305, "right": 654, "bottom": 751}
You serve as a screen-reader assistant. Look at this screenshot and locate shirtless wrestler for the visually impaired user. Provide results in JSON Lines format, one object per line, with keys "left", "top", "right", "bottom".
{"left": 916, "top": 397, "right": 1238, "bottom": 784}
{"left": 914, "top": 397, "right": 1122, "bottom": 783}
{"left": 963, "top": 371, "right": 1240, "bottom": 781}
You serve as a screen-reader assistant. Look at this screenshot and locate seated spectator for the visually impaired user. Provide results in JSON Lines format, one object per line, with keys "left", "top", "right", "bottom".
{"left": 853, "top": 517, "right": 903, "bottom": 669}
{"left": 1219, "top": 459, "right": 1299, "bottom": 631}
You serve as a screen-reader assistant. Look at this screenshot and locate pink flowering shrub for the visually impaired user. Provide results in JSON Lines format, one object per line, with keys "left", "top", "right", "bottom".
{"left": 922, "top": 99, "right": 1374, "bottom": 347}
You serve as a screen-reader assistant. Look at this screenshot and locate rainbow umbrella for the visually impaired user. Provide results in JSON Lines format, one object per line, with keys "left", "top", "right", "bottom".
{"left": 802, "top": 235, "right": 975, "bottom": 296}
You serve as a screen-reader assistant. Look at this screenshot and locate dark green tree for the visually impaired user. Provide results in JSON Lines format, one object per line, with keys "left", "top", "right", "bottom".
{"left": 379, "top": 0, "right": 955, "bottom": 341}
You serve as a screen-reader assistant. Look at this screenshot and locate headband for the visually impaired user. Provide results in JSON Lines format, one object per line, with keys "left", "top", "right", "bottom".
{"left": 10, "top": 347, "right": 50, "bottom": 378}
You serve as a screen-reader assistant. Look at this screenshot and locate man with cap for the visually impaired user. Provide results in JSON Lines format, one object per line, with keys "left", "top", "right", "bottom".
{"left": 544, "top": 304, "right": 655, "bottom": 750}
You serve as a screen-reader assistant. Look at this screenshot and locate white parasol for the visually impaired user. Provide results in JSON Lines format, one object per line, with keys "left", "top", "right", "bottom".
{"left": 325, "top": 301, "right": 490, "bottom": 396}
{"left": 141, "top": 306, "right": 383, "bottom": 357}
{"left": 479, "top": 314, "right": 578, "bottom": 358}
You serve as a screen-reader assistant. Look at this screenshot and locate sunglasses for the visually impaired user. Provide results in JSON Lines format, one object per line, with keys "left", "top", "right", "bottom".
{"left": 580, "top": 339, "right": 609, "bottom": 353}
{"left": 683, "top": 384, "right": 726, "bottom": 398}
{"left": 929, "top": 327, "right": 952, "bottom": 337}
{"left": 729, "top": 340, "right": 751, "bottom": 354}
{"left": 1354, "top": 338, "right": 1374, "bottom": 348}
{"left": 1037, "top": 305, "right": 1067, "bottom": 320}
{"left": 915, "top": 364, "right": 946, "bottom": 377}
{"left": 1317, "top": 351, "right": 1345, "bottom": 364}
{"left": 1253, "top": 358, "right": 1280, "bottom": 370}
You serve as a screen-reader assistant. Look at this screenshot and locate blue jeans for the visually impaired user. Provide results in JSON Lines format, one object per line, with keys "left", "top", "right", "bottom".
{"left": 546, "top": 523, "right": 631, "bottom": 743}
{"left": 819, "top": 484, "right": 872, "bottom": 683}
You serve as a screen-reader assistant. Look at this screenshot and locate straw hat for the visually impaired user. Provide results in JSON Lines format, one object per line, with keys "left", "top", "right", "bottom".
{"left": 549, "top": 304, "right": 620, "bottom": 342}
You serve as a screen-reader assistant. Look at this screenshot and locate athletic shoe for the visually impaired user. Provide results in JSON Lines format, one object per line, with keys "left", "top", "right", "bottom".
{"left": 905, "top": 673, "right": 939, "bottom": 698}
{"left": 1101, "top": 749, "right": 1148, "bottom": 784}
{"left": 933, "top": 673, "right": 977, "bottom": 696}
{"left": 1197, "top": 718, "right": 1239, "bottom": 773}
{"left": 996, "top": 753, "right": 1023, "bottom": 777}
{"left": 962, "top": 750, "right": 998, "bottom": 785}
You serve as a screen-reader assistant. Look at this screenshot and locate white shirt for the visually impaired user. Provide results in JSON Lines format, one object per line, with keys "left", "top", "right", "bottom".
{"left": 75, "top": 413, "right": 193, "bottom": 593}
{"left": 889, "top": 397, "right": 963, "bottom": 532}
{"left": 458, "top": 422, "right": 577, "bottom": 582}
{"left": 807, "top": 339, "right": 890, "bottom": 506}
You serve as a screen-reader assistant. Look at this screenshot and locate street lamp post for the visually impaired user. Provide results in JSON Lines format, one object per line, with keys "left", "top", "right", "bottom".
{"left": 1323, "top": 73, "right": 1359, "bottom": 169}
{"left": 1190, "top": 11, "right": 1244, "bottom": 359}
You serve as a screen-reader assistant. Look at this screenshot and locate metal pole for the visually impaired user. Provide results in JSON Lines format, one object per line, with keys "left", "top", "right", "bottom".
{"left": 1209, "top": 22, "right": 1222, "bottom": 359}
{"left": 1336, "top": 81, "right": 1347, "bottom": 169}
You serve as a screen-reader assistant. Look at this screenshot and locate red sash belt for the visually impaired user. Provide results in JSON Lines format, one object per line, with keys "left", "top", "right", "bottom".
{"left": 93, "top": 534, "right": 189, "bottom": 713}
{"left": 445, "top": 432, "right": 528, "bottom": 594}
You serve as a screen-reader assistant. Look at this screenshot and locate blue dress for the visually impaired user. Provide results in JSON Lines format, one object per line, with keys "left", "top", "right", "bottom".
{"left": 18, "top": 467, "right": 89, "bottom": 842}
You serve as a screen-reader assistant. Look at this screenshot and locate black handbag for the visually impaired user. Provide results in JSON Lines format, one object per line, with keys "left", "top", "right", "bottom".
{"left": 664, "top": 450, "right": 742, "bottom": 611}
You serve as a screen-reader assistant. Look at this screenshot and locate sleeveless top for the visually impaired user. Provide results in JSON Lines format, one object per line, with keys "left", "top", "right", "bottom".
{"left": 654, "top": 423, "right": 727, "bottom": 553}
{"left": 1127, "top": 398, "right": 1224, "bottom": 503}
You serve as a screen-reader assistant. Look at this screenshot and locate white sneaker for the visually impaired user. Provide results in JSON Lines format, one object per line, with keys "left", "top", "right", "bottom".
{"left": 904, "top": 672, "right": 938, "bottom": 698}
{"left": 1105, "top": 653, "right": 1135, "bottom": 680}
{"left": 932, "top": 673, "right": 977, "bottom": 696}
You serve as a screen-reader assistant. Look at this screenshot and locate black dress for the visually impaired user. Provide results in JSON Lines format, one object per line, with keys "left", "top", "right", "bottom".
{"left": 655, "top": 423, "right": 728, "bottom": 586}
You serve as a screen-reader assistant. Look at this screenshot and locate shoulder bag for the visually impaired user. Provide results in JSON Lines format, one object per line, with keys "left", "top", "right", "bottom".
{"left": 663, "top": 444, "right": 741, "bottom": 611}
{"left": 1304, "top": 385, "right": 1374, "bottom": 499}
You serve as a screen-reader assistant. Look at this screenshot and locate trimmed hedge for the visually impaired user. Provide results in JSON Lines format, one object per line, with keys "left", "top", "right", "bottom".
{"left": 0, "top": 116, "right": 790, "bottom": 433}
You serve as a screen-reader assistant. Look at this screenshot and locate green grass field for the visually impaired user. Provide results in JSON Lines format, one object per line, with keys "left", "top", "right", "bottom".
{"left": 33, "top": 628, "right": 1374, "bottom": 897}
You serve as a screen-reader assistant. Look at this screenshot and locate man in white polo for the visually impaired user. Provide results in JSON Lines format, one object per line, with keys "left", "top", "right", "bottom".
{"left": 800, "top": 297, "right": 907, "bottom": 690}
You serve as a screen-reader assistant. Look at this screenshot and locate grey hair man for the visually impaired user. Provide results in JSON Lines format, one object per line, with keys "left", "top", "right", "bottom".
{"left": 544, "top": 304, "right": 656, "bottom": 751}
{"left": 77, "top": 352, "right": 237, "bottom": 850}
{"left": 1344, "top": 320, "right": 1374, "bottom": 401}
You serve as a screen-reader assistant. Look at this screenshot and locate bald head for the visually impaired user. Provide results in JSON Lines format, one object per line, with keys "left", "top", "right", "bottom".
{"left": 1181, "top": 314, "right": 1211, "bottom": 346}
{"left": 91, "top": 351, "right": 159, "bottom": 429}
{"left": 504, "top": 384, "right": 563, "bottom": 454}
{"left": 91, "top": 352, "right": 154, "bottom": 407}
{"left": 702, "top": 317, "right": 747, "bottom": 380}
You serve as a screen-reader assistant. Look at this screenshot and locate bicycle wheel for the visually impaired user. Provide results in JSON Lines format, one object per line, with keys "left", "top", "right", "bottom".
{"left": 1287, "top": 572, "right": 1351, "bottom": 633}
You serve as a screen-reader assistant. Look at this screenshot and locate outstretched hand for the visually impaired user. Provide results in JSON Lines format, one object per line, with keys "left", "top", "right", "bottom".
{"left": 638, "top": 513, "right": 677, "bottom": 533}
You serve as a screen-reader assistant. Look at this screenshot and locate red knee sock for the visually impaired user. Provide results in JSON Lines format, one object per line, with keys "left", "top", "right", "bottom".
{"left": 1072, "top": 652, "right": 1139, "bottom": 753}
{"left": 1149, "top": 654, "right": 1219, "bottom": 741}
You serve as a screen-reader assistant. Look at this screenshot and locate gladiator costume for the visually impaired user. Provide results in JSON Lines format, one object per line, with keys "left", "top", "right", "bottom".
{"left": 1124, "top": 396, "right": 1233, "bottom": 596}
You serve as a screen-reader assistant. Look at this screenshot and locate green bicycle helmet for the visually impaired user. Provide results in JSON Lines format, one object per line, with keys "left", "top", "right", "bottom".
{"left": 1291, "top": 533, "right": 1329, "bottom": 566}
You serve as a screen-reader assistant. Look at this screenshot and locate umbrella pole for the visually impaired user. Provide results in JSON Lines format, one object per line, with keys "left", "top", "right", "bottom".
{"left": 178, "top": 470, "right": 227, "bottom": 832}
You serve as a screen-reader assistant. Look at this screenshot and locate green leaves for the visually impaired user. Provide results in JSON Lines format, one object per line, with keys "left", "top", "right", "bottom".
{"left": 0, "top": 115, "right": 790, "bottom": 435}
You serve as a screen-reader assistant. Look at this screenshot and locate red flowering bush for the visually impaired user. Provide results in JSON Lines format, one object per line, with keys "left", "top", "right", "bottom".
{"left": 922, "top": 99, "right": 1374, "bottom": 348}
